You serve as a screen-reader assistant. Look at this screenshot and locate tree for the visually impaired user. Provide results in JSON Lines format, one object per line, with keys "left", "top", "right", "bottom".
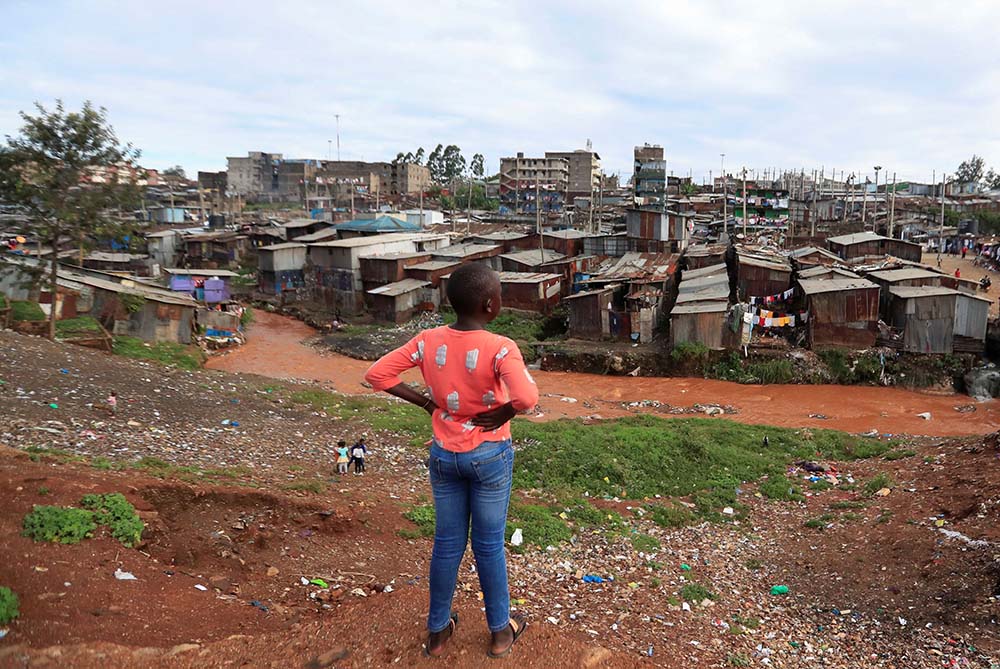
{"left": 414, "top": 147, "right": 425, "bottom": 165}
{"left": 426, "top": 144, "right": 444, "bottom": 183}
{"left": 471, "top": 153, "right": 485, "bottom": 180}
{"left": 955, "top": 155, "right": 985, "bottom": 184}
{"left": 441, "top": 145, "right": 466, "bottom": 182}
{"left": 162, "top": 165, "right": 186, "bottom": 179}
{"left": 0, "top": 100, "right": 140, "bottom": 340}
{"left": 984, "top": 168, "right": 1000, "bottom": 190}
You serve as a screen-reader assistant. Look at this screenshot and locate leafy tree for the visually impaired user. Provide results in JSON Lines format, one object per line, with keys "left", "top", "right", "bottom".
{"left": 471, "top": 153, "right": 485, "bottom": 179}
{"left": 394, "top": 152, "right": 405, "bottom": 164}
{"left": 0, "top": 100, "right": 140, "bottom": 340}
{"left": 162, "top": 165, "right": 186, "bottom": 178}
{"left": 414, "top": 147, "right": 425, "bottom": 165}
{"left": 984, "top": 168, "right": 1000, "bottom": 190}
{"left": 441, "top": 145, "right": 466, "bottom": 182}
{"left": 955, "top": 155, "right": 985, "bottom": 184}
{"left": 426, "top": 144, "right": 444, "bottom": 183}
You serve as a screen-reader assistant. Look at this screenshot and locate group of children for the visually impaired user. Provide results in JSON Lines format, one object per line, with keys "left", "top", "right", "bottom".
{"left": 335, "top": 437, "right": 368, "bottom": 475}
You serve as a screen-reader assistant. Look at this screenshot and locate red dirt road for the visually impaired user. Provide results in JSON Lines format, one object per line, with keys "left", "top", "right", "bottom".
{"left": 208, "top": 311, "right": 1000, "bottom": 437}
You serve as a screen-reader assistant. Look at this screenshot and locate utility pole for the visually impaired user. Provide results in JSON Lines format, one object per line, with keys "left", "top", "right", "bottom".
{"left": 811, "top": 169, "right": 818, "bottom": 238}
{"left": 419, "top": 186, "right": 424, "bottom": 228}
{"left": 588, "top": 186, "right": 595, "bottom": 234}
{"left": 720, "top": 154, "right": 726, "bottom": 235}
{"left": 741, "top": 166, "right": 748, "bottom": 237}
{"left": 536, "top": 174, "right": 544, "bottom": 263}
{"left": 937, "top": 173, "right": 946, "bottom": 265}
{"left": 709, "top": 170, "right": 713, "bottom": 192}
{"left": 889, "top": 172, "right": 897, "bottom": 238}
{"left": 328, "top": 140, "right": 332, "bottom": 160}
{"left": 861, "top": 171, "right": 868, "bottom": 229}
{"left": 335, "top": 115, "right": 341, "bottom": 161}
{"left": 467, "top": 170, "right": 473, "bottom": 235}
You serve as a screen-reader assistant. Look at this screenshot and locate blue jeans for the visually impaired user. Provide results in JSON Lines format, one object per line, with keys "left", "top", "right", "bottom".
{"left": 427, "top": 439, "right": 513, "bottom": 634}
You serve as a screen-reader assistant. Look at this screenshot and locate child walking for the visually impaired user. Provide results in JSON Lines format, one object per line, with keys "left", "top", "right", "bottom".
{"left": 365, "top": 263, "right": 537, "bottom": 660}
{"left": 335, "top": 440, "right": 350, "bottom": 475}
{"left": 350, "top": 438, "right": 367, "bottom": 475}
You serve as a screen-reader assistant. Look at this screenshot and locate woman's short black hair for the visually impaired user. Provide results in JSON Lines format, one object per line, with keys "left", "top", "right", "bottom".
{"left": 446, "top": 263, "right": 498, "bottom": 315}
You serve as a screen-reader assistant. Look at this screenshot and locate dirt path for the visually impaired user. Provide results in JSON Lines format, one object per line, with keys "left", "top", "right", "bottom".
{"left": 935, "top": 251, "right": 998, "bottom": 316}
{"left": 209, "top": 311, "right": 1000, "bottom": 437}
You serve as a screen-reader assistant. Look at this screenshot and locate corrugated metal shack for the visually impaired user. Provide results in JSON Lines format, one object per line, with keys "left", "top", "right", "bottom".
{"left": 431, "top": 243, "right": 504, "bottom": 270}
{"left": 954, "top": 292, "right": 991, "bottom": 352}
{"left": 865, "top": 267, "right": 943, "bottom": 312}
{"left": 367, "top": 278, "right": 436, "bottom": 324}
{"left": 542, "top": 229, "right": 588, "bottom": 257}
{"left": 826, "top": 231, "right": 922, "bottom": 263}
{"left": 684, "top": 244, "right": 727, "bottom": 270}
{"left": 797, "top": 278, "right": 880, "bottom": 349}
{"left": 359, "top": 252, "right": 431, "bottom": 292}
{"left": 257, "top": 242, "right": 307, "bottom": 295}
{"left": 886, "top": 286, "right": 958, "bottom": 354}
{"left": 500, "top": 249, "right": 566, "bottom": 273}
{"left": 583, "top": 233, "right": 628, "bottom": 258}
{"left": 471, "top": 231, "right": 536, "bottom": 254}
{"left": 441, "top": 272, "right": 561, "bottom": 312}
{"left": 789, "top": 245, "right": 842, "bottom": 268}
{"left": 404, "top": 260, "right": 462, "bottom": 287}
{"left": 735, "top": 252, "right": 791, "bottom": 301}
{"left": 565, "top": 285, "right": 618, "bottom": 339}
{"left": 670, "top": 302, "right": 730, "bottom": 350}
{"left": 797, "top": 266, "right": 860, "bottom": 281}
{"left": 540, "top": 255, "right": 598, "bottom": 295}
{"left": 674, "top": 263, "right": 730, "bottom": 305}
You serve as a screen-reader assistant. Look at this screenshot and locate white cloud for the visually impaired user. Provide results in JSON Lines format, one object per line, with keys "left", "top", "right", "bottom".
{"left": 1, "top": 0, "right": 999, "bottom": 183}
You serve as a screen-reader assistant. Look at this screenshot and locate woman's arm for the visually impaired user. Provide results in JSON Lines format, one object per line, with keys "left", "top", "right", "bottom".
{"left": 364, "top": 336, "right": 438, "bottom": 415}
{"left": 471, "top": 339, "right": 539, "bottom": 430}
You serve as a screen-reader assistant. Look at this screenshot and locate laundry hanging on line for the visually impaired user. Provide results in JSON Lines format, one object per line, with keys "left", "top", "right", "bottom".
{"left": 749, "top": 287, "right": 796, "bottom": 306}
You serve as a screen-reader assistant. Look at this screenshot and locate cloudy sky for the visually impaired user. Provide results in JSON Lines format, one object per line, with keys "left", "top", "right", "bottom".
{"left": 2, "top": 1, "right": 998, "bottom": 185}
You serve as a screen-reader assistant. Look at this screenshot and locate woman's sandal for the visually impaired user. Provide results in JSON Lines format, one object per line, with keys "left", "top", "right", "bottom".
{"left": 423, "top": 613, "right": 459, "bottom": 658}
{"left": 487, "top": 614, "right": 528, "bottom": 659}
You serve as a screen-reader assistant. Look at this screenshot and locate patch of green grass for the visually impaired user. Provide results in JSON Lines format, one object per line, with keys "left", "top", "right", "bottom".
{"left": 876, "top": 509, "right": 893, "bottom": 524}
{"left": 863, "top": 472, "right": 894, "bottom": 497}
{"left": 840, "top": 512, "right": 862, "bottom": 523}
{"left": 281, "top": 480, "right": 325, "bottom": 494}
{"left": 11, "top": 300, "right": 45, "bottom": 322}
{"left": 113, "top": 336, "right": 203, "bottom": 370}
{"left": 804, "top": 513, "right": 835, "bottom": 529}
{"left": 23, "top": 446, "right": 84, "bottom": 464}
{"left": 732, "top": 615, "right": 760, "bottom": 630}
{"left": 22, "top": 505, "right": 97, "bottom": 544}
{"left": 727, "top": 653, "right": 751, "bottom": 667}
{"left": 55, "top": 316, "right": 102, "bottom": 339}
{"left": 131, "top": 456, "right": 249, "bottom": 482}
{"left": 512, "top": 416, "right": 890, "bottom": 503}
{"left": 709, "top": 354, "right": 795, "bottom": 384}
{"left": 646, "top": 502, "right": 697, "bottom": 528}
{"left": 744, "top": 558, "right": 763, "bottom": 571}
{"left": 680, "top": 582, "right": 717, "bottom": 602}
{"left": 506, "top": 501, "right": 571, "bottom": 552}
{"left": 829, "top": 500, "right": 865, "bottom": 510}
{"left": 0, "top": 587, "right": 19, "bottom": 625}
{"left": 809, "top": 479, "right": 834, "bottom": 491}
{"left": 759, "top": 475, "right": 804, "bottom": 501}
{"left": 290, "top": 390, "right": 430, "bottom": 446}
{"left": 37, "top": 486, "right": 50, "bottom": 496}
{"left": 402, "top": 503, "right": 436, "bottom": 537}
{"left": 631, "top": 533, "right": 660, "bottom": 554}
{"left": 883, "top": 450, "right": 916, "bottom": 461}
{"left": 80, "top": 493, "right": 144, "bottom": 547}
{"left": 670, "top": 341, "right": 710, "bottom": 364}
{"left": 90, "top": 456, "right": 125, "bottom": 471}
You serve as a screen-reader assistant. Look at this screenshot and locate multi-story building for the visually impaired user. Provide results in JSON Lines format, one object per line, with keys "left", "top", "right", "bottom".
{"left": 277, "top": 160, "right": 321, "bottom": 199}
{"left": 633, "top": 144, "right": 666, "bottom": 202}
{"left": 498, "top": 152, "right": 569, "bottom": 214}
{"left": 197, "top": 171, "right": 227, "bottom": 193}
{"left": 544, "top": 149, "right": 601, "bottom": 199}
{"left": 226, "top": 151, "right": 282, "bottom": 196}
{"left": 390, "top": 162, "right": 431, "bottom": 195}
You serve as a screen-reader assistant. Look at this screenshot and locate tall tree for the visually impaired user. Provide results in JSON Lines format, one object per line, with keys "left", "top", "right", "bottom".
{"left": 955, "top": 155, "right": 985, "bottom": 184}
{"left": 984, "top": 168, "right": 1000, "bottom": 190}
{"left": 414, "top": 147, "right": 425, "bottom": 165}
{"left": 471, "top": 153, "right": 485, "bottom": 180}
{"left": 426, "top": 144, "right": 445, "bottom": 183}
{"left": 0, "top": 100, "right": 140, "bottom": 340}
{"left": 162, "top": 165, "right": 186, "bottom": 178}
{"left": 441, "top": 145, "right": 466, "bottom": 182}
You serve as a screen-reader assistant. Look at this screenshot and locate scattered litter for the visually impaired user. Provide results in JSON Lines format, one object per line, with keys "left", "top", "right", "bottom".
{"left": 681, "top": 602, "right": 691, "bottom": 612}
{"left": 59, "top": 369, "right": 69, "bottom": 374}
{"left": 938, "top": 528, "right": 990, "bottom": 549}
{"left": 722, "top": 506, "right": 735, "bottom": 516}
{"left": 808, "top": 413, "right": 829, "bottom": 420}
{"left": 559, "top": 397, "right": 578, "bottom": 403}
{"left": 582, "top": 574, "right": 605, "bottom": 583}
{"left": 194, "top": 584, "right": 208, "bottom": 591}
{"left": 300, "top": 577, "right": 310, "bottom": 586}
{"left": 770, "top": 585, "right": 789, "bottom": 595}
{"left": 48, "top": 403, "right": 58, "bottom": 409}
{"left": 680, "top": 563, "right": 691, "bottom": 571}
{"left": 0, "top": 629, "right": 7, "bottom": 640}
{"left": 349, "top": 588, "right": 367, "bottom": 597}
{"left": 510, "top": 528, "right": 523, "bottom": 546}
{"left": 546, "top": 616, "right": 559, "bottom": 625}
{"left": 309, "top": 578, "right": 329, "bottom": 589}
{"left": 113, "top": 569, "right": 137, "bottom": 581}
{"left": 954, "top": 404, "right": 976, "bottom": 413}
{"left": 249, "top": 600, "right": 269, "bottom": 613}
{"left": 916, "top": 412, "right": 931, "bottom": 420}
{"left": 874, "top": 487, "right": 891, "bottom": 497}
{"left": 383, "top": 584, "right": 393, "bottom": 593}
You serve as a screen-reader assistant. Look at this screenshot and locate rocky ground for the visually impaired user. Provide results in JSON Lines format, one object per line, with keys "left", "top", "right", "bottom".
{"left": 0, "top": 328, "right": 998, "bottom": 668}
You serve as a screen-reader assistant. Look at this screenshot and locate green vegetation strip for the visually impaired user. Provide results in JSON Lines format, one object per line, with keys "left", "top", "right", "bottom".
{"left": 0, "top": 586, "right": 19, "bottom": 625}
{"left": 11, "top": 300, "right": 45, "bottom": 322}
{"left": 55, "top": 315, "right": 103, "bottom": 339}
{"left": 113, "top": 336, "right": 204, "bottom": 370}
{"left": 22, "top": 493, "right": 144, "bottom": 547}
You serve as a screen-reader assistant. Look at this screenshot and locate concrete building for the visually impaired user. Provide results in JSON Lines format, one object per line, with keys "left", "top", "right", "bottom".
{"left": 390, "top": 162, "right": 432, "bottom": 195}
{"left": 633, "top": 144, "right": 666, "bottom": 202}
{"left": 319, "top": 161, "right": 391, "bottom": 197}
{"left": 499, "top": 153, "right": 569, "bottom": 214}
{"left": 197, "top": 171, "right": 228, "bottom": 193}
{"left": 277, "top": 160, "right": 321, "bottom": 198}
{"left": 544, "top": 150, "right": 601, "bottom": 198}
{"left": 226, "top": 151, "right": 282, "bottom": 196}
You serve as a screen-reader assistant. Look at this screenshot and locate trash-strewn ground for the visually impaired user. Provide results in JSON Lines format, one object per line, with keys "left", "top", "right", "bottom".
{"left": 0, "top": 328, "right": 998, "bottom": 668}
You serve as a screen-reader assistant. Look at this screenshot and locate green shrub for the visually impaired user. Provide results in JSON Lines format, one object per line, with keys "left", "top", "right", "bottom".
{"left": 11, "top": 300, "right": 45, "bottom": 322}
{"left": 759, "top": 475, "right": 804, "bottom": 501}
{"left": 55, "top": 316, "right": 102, "bottom": 339}
{"left": 402, "top": 504, "right": 435, "bottom": 537}
{"left": 113, "top": 336, "right": 203, "bottom": 370}
{"left": 804, "top": 513, "right": 835, "bottom": 529}
{"left": 670, "top": 341, "right": 710, "bottom": 364}
{"left": 80, "top": 493, "right": 145, "bottom": 547}
{"left": 883, "top": 450, "right": 916, "bottom": 461}
{"left": 0, "top": 587, "right": 19, "bottom": 625}
{"left": 863, "top": 472, "right": 894, "bottom": 496}
{"left": 22, "top": 505, "right": 97, "bottom": 544}
{"left": 746, "top": 359, "right": 795, "bottom": 384}
{"left": 646, "top": 502, "right": 697, "bottom": 528}
{"left": 631, "top": 533, "right": 661, "bottom": 553}
{"left": 680, "top": 582, "right": 717, "bottom": 602}
{"left": 506, "top": 502, "right": 571, "bottom": 551}
{"left": 240, "top": 307, "right": 255, "bottom": 327}
{"left": 281, "top": 480, "right": 325, "bottom": 494}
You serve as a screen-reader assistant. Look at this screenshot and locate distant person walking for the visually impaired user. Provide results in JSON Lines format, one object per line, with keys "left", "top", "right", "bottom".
{"left": 335, "top": 440, "right": 350, "bottom": 475}
{"left": 350, "top": 438, "right": 367, "bottom": 475}
{"left": 365, "top": 263, "right": 537, "bottom": 660}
